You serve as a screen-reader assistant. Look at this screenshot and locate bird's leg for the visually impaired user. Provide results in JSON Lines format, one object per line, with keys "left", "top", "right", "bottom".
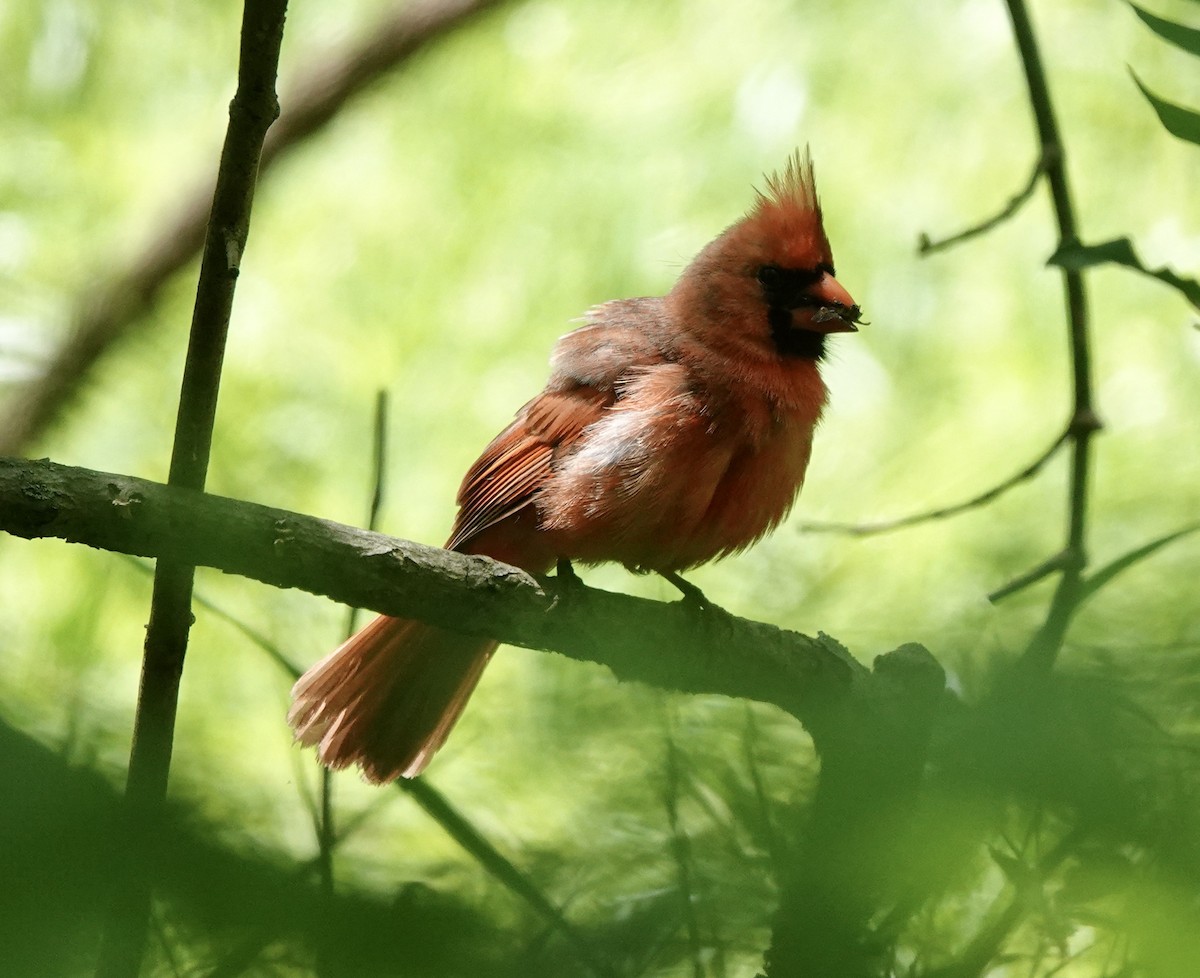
{"left": 660, "top": 571, "right": 715, "bottom": 612}
{"left": 556, "top": 557, "right": 582, "bottom": 587}
{"left": 548, "top": 557, "right": 585, "bottom": 610}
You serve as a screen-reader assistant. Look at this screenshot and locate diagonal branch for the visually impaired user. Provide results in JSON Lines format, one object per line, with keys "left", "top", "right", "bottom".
{"left": 1003, "top": 0, "right": 1101, "bottom": 672}
{"left": 918, "top": 154, "right": 1048, "bottom": 256}
{"left": 797, "top": 429, "right": 1069, "bottom": 537}
{"left": 987, "top": 549, "right": 1070, "bottom": 604}
{"left": 0, "top": 0, "right": 513, "bottom": 457}
{"left": 0, "top": 454, "right": 916, "bottom": 728}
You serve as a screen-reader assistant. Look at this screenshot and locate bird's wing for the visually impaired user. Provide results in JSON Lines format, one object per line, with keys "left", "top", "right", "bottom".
{"left": 445, "top": 384, "right": 613, "bottom": 552}
{"left": 446, "top": 304, "right": 672, "bottom": 553}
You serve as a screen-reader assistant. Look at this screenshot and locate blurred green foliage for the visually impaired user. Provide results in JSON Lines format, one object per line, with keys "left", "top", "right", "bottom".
{"left": 1, "top": 0, "right": 1198, "bottom": 975}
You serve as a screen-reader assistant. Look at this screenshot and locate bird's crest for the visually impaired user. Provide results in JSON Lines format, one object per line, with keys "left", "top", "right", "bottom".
{"left": 743, "top": 147, "right": 830, "bottom": 266}
{"left": 758, "top": 147, "right": 821, "bottom": 217}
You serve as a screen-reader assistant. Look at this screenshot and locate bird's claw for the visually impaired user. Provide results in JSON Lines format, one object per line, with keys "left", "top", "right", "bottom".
{"left": 545, "top": 558, "right": 583, "bottom": 611}
{"left": 556, "top": 557, "right": 582, "bottom": 588}
{"left": 661, "top": 571, "right": 718, "bottom": 613}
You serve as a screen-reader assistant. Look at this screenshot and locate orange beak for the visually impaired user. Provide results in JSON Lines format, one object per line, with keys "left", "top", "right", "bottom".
{"left": 804, "top": 272, "right": 860, "bottom": 333}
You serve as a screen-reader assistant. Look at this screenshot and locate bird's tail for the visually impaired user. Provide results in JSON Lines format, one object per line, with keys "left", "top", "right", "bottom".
{"left": 288, "top": 614, "right": 497, "bottom": 782}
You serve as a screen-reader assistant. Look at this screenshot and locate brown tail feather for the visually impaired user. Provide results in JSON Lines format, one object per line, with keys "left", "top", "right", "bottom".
{"left": 289, "top": 614, "right": 497, "bottom": 782}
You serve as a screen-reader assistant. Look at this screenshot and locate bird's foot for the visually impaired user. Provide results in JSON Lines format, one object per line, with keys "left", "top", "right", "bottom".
{"left": 660, "top": 571, "right": 718, "bottom": 613}
{"left": 556, "top": 557, "right": 582, "bottom": 588}
{"left": 547, "top": 558, "right": 584, "bottom": 611}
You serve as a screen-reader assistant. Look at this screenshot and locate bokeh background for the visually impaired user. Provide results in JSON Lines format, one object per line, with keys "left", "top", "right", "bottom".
{"left": 1, "top": 0, "right": 1198, "bottom": 975}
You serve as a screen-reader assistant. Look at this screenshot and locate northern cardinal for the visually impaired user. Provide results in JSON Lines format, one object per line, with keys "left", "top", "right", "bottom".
{"left": 289, "top": 150, "right": 860, "bottom": 781}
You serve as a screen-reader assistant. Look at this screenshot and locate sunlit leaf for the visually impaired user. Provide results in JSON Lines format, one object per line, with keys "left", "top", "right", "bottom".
{"left": 1048, "top": 237, "right": 1200, "bottom": 309}
{"left": 1129, "top": 2, "right": 1200, "bottom": 57}
{"left": 1132, "top": 71, "right": 1200, "bottom": 145}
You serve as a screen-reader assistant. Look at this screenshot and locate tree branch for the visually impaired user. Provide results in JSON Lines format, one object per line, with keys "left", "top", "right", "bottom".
{"left": 1002, "top": 0, "right": 1101, "bottom": 672}
{"left": 0, "top": 0, "right": 513, "bottom": 457}
{"left": 0, "top": 455, "right": 939, "bottom": 731}
{"left": 96, "top": 4, "right": 288, "bottom": 976}
{"left": 918, "top": 153, "right": 1048, "bottom": 256}
{"left": 761, "top": 644, "right": 946, "bottom": 978}
{"left": 797, "top": 429, "right": 1069, "bottom": 537}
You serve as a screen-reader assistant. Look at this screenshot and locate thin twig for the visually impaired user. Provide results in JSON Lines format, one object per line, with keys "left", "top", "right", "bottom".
{"left": 797, "top": 430, "right": 1069, "bottom": 537}
{"left": 1048, "top": 236, "right": 1200, "bottom": 310}
{"left": 987, "top": 549, "right": 1071, "bottom": 604}
{"left": 918, "top": 154, "right": 1048, "bottom": 255}
{"left": 1001, "top": 0, "right": 1100, "bottom": 672}
{"left": 94, "top": 5, "right": 288, "bottom": 977}
{"left": 0, "top": 0, "right": 513, "bottom": 457}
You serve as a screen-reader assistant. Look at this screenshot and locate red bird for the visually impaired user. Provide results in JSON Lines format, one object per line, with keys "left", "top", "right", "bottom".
{"left": 289, "top": 151, "right": 860, "bottom": 781}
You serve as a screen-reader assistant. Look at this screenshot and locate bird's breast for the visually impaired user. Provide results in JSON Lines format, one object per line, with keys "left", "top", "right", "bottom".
{"left": 536, "top": 359, "right": 825, "bottom": 572}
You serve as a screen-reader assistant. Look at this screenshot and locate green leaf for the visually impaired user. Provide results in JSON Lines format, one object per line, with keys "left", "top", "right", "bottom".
{"left": 1132, "top": 71, "right": 1200, "bottom": 145}
{"left": 1078, "top": 524, "right": 1200, "bottom": 607}
{"left": 1049, "top": 237, "right": 1200, "bottom": 310}
{"left": 1130, "top": 2, "right": 1200, "bottom": 57}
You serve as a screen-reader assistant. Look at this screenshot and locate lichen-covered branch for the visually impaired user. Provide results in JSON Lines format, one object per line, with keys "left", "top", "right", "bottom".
{"left": 0, "top": 455, "right": 945, "bottom": 730}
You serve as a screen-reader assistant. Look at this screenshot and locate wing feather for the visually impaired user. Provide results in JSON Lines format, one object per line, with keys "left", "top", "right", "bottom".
{"left": 445, "top": 386, "right": 612, "bottom": 551}
{"left": 447, "top": 303, "right": 673, "bottom": 553}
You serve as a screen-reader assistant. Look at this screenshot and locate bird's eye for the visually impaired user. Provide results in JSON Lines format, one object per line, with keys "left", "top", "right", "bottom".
{"left": 757, "top": 265, "right": 781, "bottom": 285}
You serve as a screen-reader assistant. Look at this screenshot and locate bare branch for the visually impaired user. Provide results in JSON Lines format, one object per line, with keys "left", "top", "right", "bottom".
{"left": 761, "top": 644, "right": 946, "bottom": 978}
{"left": 918, "top": 154, "right": 1047, "bottom": 256}
{"left": 797, "top": 430, "right": 1069, "bottom": 537}
{"left": 1002, "top": 0, "right": 1100, "bottom": 672}
{"left": 987, "top": 549, "right": 1070, "bottom": 604}
{"left": 0, "top": 454, "right": 938, "bottom": 729}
